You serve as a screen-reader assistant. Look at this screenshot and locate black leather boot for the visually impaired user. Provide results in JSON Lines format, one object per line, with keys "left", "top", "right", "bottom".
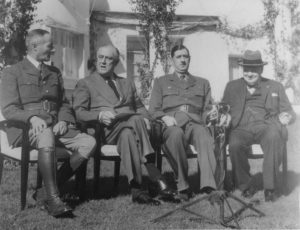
{"left": 38, "top": 147, "right": 72, "bottom": 217}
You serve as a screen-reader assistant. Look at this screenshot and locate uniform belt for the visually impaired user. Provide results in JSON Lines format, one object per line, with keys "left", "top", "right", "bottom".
{"left": 165, "top": 105, "right": 201, "bottom": 114}
{"left": 23, "top": 100, "right": 58, "bottom": 113}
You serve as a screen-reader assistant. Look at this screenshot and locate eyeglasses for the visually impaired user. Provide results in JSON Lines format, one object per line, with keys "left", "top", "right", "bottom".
{"left": 97, "top": 55, "right": 114, "bottom": 63}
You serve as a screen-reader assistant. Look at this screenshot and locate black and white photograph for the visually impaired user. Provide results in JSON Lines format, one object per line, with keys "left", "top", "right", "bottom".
{"left": 0, "top": 0, "right": 299, "bottom": 229}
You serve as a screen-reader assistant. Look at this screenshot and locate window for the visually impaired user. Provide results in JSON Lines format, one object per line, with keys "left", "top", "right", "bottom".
{"left": 51, "top": 28, "right": 84, "bottom": 80}
{"left": 228, "top": 54, "right": 243, "bottom": 81}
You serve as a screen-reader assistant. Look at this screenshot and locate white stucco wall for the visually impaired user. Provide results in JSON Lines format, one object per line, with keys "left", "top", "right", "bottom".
{"left": 92, "top": 0, "right": 292, "bottom": 101}
{"left": 31, "top": 0, "right": 90, "bottom": 82}
{"left": 94, "top": 0, "right": 264, "bottom": 26}
{"left": 92, "top": 23, "right": 140, "bottom": 78}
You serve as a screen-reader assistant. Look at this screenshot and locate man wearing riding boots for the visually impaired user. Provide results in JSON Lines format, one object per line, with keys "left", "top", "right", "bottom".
{"left": 149, "top": 44, "right": 218, "bottom": 201}
{"left": 73, "top": 45, "right": 177, "bottom": 205}
{"left": 222, "top": 50, "right": 296, "bottom": 202}
{"left": 0, "top": 29, "right": 96, "bottom": 217}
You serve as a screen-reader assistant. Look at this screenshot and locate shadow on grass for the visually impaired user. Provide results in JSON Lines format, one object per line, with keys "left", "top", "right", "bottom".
{"left": 222, "top": 170, "right": 300, "bottom": 195}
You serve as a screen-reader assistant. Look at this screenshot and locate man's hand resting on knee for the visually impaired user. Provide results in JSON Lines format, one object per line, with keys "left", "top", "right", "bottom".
{"left": 161, "top": 115, "right": 177, "bottom": 127}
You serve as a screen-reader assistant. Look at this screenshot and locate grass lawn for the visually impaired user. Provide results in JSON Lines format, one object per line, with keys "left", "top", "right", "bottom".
{"left": 0, "top": 117, "right": 300, "bottom": 229}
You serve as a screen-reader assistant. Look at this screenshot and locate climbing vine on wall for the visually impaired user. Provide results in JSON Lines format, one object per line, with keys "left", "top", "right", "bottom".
{"left": 128, "top": 0, "right": 182, "bottom": 102}
{"left": 0, "top": 0, "right": 40, "bottom": 70}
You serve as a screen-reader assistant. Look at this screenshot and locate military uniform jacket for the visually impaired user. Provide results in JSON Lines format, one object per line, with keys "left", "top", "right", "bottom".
{"left": 72, "top": 72, "right": 150, "bottom": 123}
{"left": 0, "top": 58, "right": 78, "bottom": 147}
{"left": 149, "top": 73, "right": 213, "bottom": 126}
{"left": 222, "top": 77, "right": 296, "bottom": 137}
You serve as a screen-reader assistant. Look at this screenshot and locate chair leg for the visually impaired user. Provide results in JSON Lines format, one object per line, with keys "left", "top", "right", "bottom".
{"left": 21, "top": 157, "right": 29, "bottom": 210}
{"left": 93, "top": 153, "right": 100, "bottom": 197}
{"left": 36, "top": 165, "right": 43, "bottom": 189}
{"left": 113, "top": 160, "right": 120, "bottom": 194}
{"left": 0, "top": 154, "right": 4, "bottom": 185}
{"left": 75, "top": 161, "right": 87, "bottom": 201}
{"left": 156, "top": 147, "right": 163, "bottom": 172}
{"left": 282, "top": 143, "right": 288, "bottom": 195}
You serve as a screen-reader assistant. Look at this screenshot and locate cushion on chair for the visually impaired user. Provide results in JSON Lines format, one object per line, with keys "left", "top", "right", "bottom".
{"left": 161, "top": 144, "right": 198, "bottom": 157}
{"left": 100, "top": 145, "right": 119, "bottom": 157}
{"left": 225, "top": 144, "right": 263, "bottom": 157}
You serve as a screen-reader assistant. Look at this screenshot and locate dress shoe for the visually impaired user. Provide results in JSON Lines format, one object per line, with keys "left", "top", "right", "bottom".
{"left": 176, "top": 189, "right": 194, "bottom": 202}
{"left": 132, "top": 189, "right": 161, "bottom": 206}
{"left": 264, "top": 189, "right": 278, "bottom": 202}
{"left": 242, "top": 186, "right": 257, "bottom": 199}
{"left": 157, "top": 179, "right": 177, "bottom": 196}
{"left": 44, "top": 195, "right": 73, "bottom": 217}
{"left": 200, "top": 186, "right": 216, "bottom": 195}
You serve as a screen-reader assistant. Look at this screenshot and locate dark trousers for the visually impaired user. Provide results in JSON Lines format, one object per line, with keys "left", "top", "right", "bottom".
{"left": 105, "top": 115, "right": 155, "bottom": 185}
{"left": 162, "top": 122, "right": 217, "bottom": 191}
{"left": 228, "top": 121, "right": 285, "bottom": 191}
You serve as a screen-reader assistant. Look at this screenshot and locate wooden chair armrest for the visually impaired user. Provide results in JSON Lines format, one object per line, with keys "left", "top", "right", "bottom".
{"left": 77, "top": 121, "right": 106, "bottom": 145}
{"left": 0, "top": 120, "right": 29, "bottom": 131}
{"left": 150, "top": 120, "right": 164, "bottom": 149}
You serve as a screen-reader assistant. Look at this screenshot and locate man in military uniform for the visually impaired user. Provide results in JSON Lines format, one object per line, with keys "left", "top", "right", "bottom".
{"left": 149, "top": 44, "right": 217, "bottom": 200}
{"left": 73, "top": 45, "right": 176, "bottom": 205}
{"left": 222, "top": 50, "right": 296, "bottom": 202}
{"left": 0, "top": 29, "right": 96, "bottom": 217}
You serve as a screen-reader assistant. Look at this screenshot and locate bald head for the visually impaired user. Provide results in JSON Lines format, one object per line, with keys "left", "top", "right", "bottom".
{"left": 96, "top": 45, "right": 120, "bottom": 77}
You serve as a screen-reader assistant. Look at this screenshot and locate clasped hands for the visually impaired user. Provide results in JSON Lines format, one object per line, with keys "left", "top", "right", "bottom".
{"left": 30, "top": 116, "right": 68, "bottom": 136}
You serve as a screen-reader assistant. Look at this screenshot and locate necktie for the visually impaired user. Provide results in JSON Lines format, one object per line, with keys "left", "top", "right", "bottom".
{"left": 107, "top": 78, "right": 120, "bottom": 99}
{"left": 180, "top": 75, "right": 185, "bottom": 80}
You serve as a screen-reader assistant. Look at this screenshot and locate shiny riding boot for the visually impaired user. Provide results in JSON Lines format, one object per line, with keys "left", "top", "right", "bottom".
{"left": 38, "top": 147, "right": 72, "bottom": 217}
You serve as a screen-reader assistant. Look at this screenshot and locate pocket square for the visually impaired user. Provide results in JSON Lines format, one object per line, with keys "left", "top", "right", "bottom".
{"left": 271, "top": 93, "right": 278, "bottom": 97}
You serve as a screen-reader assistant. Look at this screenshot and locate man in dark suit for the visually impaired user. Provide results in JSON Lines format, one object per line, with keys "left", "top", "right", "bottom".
{"left": 0, "top": 29, "right": 96, "bottom": 217}
{"left": 73, "top": 45, "right": 176, "bottom": 205}
{"left": 222, "top": 50, "right": 296, "bottom": 202}
{"left": 149, "top": 44, "right": 218, "bottom": 200}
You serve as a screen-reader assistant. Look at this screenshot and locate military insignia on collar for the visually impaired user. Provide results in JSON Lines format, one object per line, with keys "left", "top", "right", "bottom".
{"left": 271, "top": 93, "right": 278, "bottom": 97}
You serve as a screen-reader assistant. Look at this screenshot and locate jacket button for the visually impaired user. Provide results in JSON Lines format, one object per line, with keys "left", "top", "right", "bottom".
{"left": 43, "top": 81, "right": 46, "bottom": 84}
{"left": 46, "top": 90, "right": 49, "bottom": 93}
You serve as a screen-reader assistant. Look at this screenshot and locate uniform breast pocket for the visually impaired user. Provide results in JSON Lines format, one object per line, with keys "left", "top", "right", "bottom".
{"left": 189, "top": 90, "right": 204, "bottom": 104}
{"left": 45, "top": 79, "right": 59, "bottom": 98}
{"left": 163, "top": 88, "right": 179, "bottom": 97}
{"left": 19, "top": 78, "right": 40, "bottom": 98}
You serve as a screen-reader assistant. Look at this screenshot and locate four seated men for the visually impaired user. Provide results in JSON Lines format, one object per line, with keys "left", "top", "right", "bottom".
{"left": 1, "top": 30, "right": 295, "bottom": 215}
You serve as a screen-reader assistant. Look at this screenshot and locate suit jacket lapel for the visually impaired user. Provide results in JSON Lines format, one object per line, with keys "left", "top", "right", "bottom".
{"left": 185, "top": 74, "right": 196, "bottom": 89}
{"left": 90, "top": 72, "right": 119, "bottom": 104}
{"left": 22, "top": 58, "right": 40, "bottom": 77}
{"left": 259, "top": 77, "right": 271, "bottom": 104}
{"left": 41, "top": 64, "right": 52, "bottom": 80}
{"left": 167, "top": 73, "right": 187, "bottom": 90}
{"left": 238, "top": 79, "right": 247, "bottom": 112}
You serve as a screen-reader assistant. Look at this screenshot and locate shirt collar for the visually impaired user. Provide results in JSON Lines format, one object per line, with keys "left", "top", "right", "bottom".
{"left": 26, "top": 55, "right": 40, "bottom": 69}
{"left": 175, "top": 72, "right": 190, "bottom": 80}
